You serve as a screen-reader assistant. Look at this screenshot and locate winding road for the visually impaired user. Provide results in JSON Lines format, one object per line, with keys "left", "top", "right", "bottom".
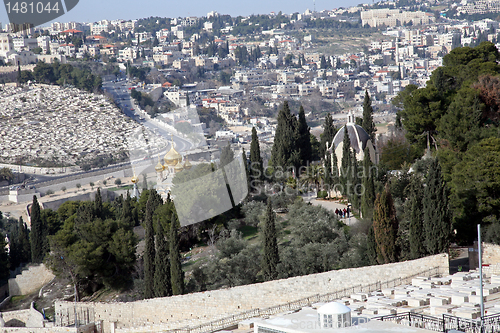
{"left": 101, "top": 78, "right": 193, "bottom": 153}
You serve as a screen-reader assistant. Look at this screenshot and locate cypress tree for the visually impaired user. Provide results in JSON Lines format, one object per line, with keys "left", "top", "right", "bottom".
{"left": 220, "top": 142, "right": 236, "bottom": 206}
{"left": 340, "top": 128, "right": 351, "bottom": 195}
{"left": 361, "top": 147, "right": 376, "bottom": 219}
{"left": 170, "top": 213, "right": 184, "bottom": 295}
{"left": 331, "top": 150, "right": 339, "bottom": 191}
{"left": 324, "top": 152, "right": 333, "bottom": 198}
{"left": 242, "top": 148, "right": 251, "bottom": 193}
{"left": 94, "top": 187, "right": 103, "bottom": 219}
{"left": 362, "top": 91, "right": 376, "bottom": 142}
{"left": 289, "top": 115, "right": 301, "bottom": 173}
{"left": 372, "top": 185, "right": 399, "bottom": 264}
{"left": 423, "top": 159, "right": 451, "bottom": 254}
{"left": 320, "top": 113, "right": 335, "bottom": 158}
{"left": 366, "top": 226, "right": 378, "bottom": 265}
{"left": 297, "top": 105, "right": 312, "bottom": 170}
{"left": 0, "top": 236, "right": 9, "bottom": 280}
{"left": 143, "top": 193, "right": 156, "bottom": 299}
{"left": 154, "top": 219, "right": 172, "bottom": 297}
{"left": 142, "top": 174, "right": 148, "bottom": 191}
{"left": 17, "top": 61, "right": 21, "bottom": 83}
{"left": 30, "top": 196, "right": 44, "bottom": 263}
{"left": 250, "top": 127, "right": 263, "bottom": 184}
{"left": 320, "top": 55, "right": 327, "bottom": 69}
{"left": 262, "top": 200, "right": 279, "bottom": 281}
{"left": 349, "top": 149, "right": 360, "bottom": 213}
{"left": 271, "top": 101, "right": 296, "bottom": 170}
{"left": 220, "top": 141, "right": 234, "bottom": 168}
{"left": 9, "top": 225, "right": 20, "bottom": 269}
{"left": 121, "top": 194, "right": 133, "bottom": 228}
{"left": 18, "top": 217, "right": 31, "bottom": 263}
{"left": 407, "top": 176, "right": 425, "bottom": 259}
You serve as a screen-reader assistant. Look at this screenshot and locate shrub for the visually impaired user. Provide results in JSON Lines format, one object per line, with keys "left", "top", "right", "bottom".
{"left": 317, "top": 190, "right": 328, "bottom": 199}
{"left": 114, "top": 178, "right": 122, "bottom": 186}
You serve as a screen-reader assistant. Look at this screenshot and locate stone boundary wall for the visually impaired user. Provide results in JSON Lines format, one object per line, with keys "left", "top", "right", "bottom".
{"left": 482, "top": 243, "right": 500, "bottom": 275}
{"left": 0, "top": 65, "right": 36, "bottom": 74}
{"left": 1, "top": 309, "right": 31, "bottom": 326}
{"left": 8, "top": 264, "right": 55, "bottom": 296}
{"left": 0, "top": 307, "right": 94, "bottom": 332}
{"left": 56, "top": 254, "right": 449, "bottom": 333}
{"left": 0, "top": 163, "right": 79, "bottom": 176}
{"left": 0, "top": 328, "right": 78, "bottom": 333}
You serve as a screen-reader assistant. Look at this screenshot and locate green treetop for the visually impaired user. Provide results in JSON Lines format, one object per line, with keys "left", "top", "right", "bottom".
{"left": 271, "top": 101, "right": 297, "bottom": 171}
{"left": 169, "top": 213, "right": 185, "bottom": 295}
{"left": 362, "top": 90, "right": 376, "bottom": 142}
{"left": 250, "top": 127, "right": 264, "bottom": 183}
{"left": 361, "top": 147, "right": 376, "bottom": 219}
{"left": 320, "top": 113, "right": 335, "bottom": 158}
{"left": 30, "top": 195, "right": 45, "bottom": 263}
{"left": 372, "top": 185, "right": 399, "bottom": 264}
{"left": 262, "top": 200, "right": 279, "bottom": 281}
{"left": 423, "top": 158, "right": 451, "bottom": 254}
{"left": 296, "top": 105, "right": 312, "bottom": 170}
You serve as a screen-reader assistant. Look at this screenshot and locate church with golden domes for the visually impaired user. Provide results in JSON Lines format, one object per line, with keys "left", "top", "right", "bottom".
{"left": 154, "top": 137, "right": 192, "bottom": 199}
{"left": 130, "top": 167, "right": 141, "bottom": 199}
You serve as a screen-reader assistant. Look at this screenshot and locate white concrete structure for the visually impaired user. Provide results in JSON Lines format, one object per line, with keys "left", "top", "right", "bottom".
{"left": 317, "top": 302, "right": 352, "bottom": 328}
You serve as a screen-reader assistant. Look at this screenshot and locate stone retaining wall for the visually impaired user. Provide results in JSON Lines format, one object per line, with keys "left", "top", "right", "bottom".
{"left": 56, "top": 253, "right": 449, "bottom": 333}
{"left": 8, "top": 264, "right": 55, "bottom": 296}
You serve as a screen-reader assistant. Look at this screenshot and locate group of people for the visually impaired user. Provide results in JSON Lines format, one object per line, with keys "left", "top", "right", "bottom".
{"left": 335, "top": 207, "right": 350, "bottom": 219}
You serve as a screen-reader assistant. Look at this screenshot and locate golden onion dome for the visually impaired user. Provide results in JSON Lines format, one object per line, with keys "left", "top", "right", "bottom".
{"left": 164, "top": 144, "right": 182, "bottom": 167}
{"left": 155, "top": 162, "right": 164, "bottom": 172}
{"left": 183, "top": 156, "right": 192, "bottom": 170}
{"left": 131, "top": 174, "right": 139, "bottom": 183}
{"left": 155, "top": 160, "right": 164, "bottom": 172}
{"left": 174, "top": 160, "right": 184, "bottom": 172}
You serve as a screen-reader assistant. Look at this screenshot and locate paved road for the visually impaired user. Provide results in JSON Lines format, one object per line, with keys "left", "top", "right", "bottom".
{"left": 301, "top": 193, "right": 359, "bottom": 226}
{"left": 101, "top": 78, "right": 192, "bottom": 153}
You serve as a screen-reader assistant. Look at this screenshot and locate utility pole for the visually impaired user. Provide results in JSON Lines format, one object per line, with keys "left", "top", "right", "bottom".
{"left": 478, "top": 224, "right": 484, "bottom": 331}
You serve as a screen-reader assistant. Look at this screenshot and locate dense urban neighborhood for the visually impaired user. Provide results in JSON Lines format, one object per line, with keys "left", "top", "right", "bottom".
{"left": 1, "top": 0, "right": 500, "bottom": 332}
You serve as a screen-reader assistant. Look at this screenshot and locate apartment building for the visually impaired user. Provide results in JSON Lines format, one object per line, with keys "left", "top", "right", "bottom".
{"left": 361, "top": 9, "right": 435, "bottom": 28}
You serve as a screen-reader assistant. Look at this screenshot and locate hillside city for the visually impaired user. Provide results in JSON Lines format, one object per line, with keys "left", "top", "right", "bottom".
{"left": 1, "top": 0, "right": 500, "bottom": 332}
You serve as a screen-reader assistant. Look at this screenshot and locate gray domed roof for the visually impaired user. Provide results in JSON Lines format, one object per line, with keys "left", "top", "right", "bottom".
{"left": 332, "top": 123, "right": 371, "bottom": 154}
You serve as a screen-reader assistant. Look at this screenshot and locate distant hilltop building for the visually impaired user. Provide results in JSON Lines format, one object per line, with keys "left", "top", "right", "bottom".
{"left": 457, "top": 0, "right": 500, "bottom": 15}
{"left": 361, "top": 9, "right": 435, "bottom": 28}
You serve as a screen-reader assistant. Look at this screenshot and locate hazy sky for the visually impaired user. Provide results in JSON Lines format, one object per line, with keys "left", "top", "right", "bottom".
{"left": 1, "top": 0, "right": 371, "bottom": 28}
